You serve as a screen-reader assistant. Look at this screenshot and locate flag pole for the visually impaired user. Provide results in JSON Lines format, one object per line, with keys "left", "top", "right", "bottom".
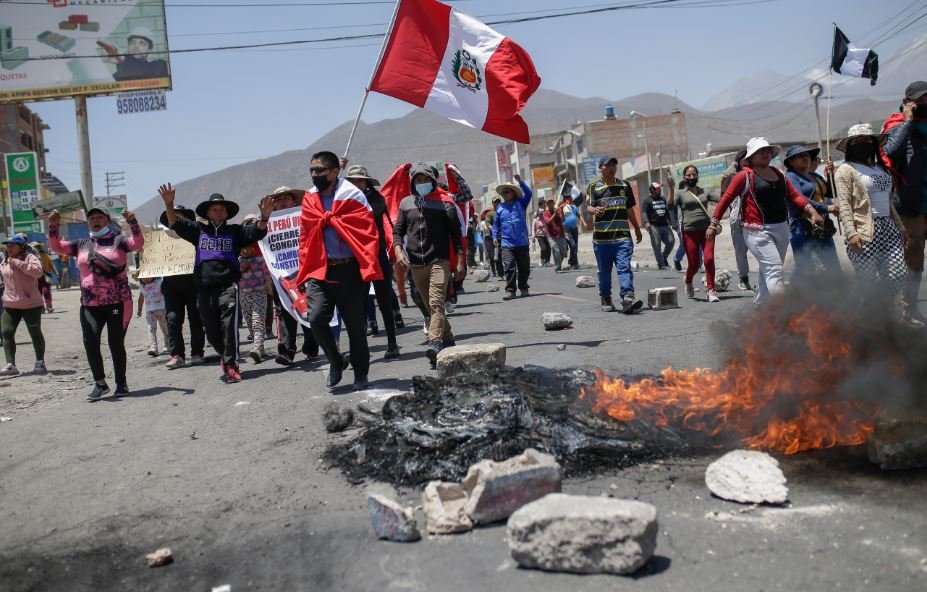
{"left": 343, "top": 0, "right": 403, "bottom": 160}
{"left": 826, "top": 22, "right": 836, "bottom": 161}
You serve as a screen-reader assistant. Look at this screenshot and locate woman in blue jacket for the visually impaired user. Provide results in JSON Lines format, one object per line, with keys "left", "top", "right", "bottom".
{"left": 492, "top": 174, "right": 533, "bottom": 300}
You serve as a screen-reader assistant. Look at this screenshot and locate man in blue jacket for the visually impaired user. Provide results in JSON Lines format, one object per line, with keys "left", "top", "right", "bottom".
{"left": 492, "top": 174, "right": 533, "bottom": 300}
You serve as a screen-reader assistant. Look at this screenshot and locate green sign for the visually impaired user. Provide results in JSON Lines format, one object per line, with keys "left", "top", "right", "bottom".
{"left": 3, "top": 152, "right": 42, "bottom": 234}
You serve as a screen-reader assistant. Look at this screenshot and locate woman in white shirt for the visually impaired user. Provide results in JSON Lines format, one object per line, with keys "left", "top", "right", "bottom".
{"left": 834, "top": 124, "right": 909, "bottom": 309}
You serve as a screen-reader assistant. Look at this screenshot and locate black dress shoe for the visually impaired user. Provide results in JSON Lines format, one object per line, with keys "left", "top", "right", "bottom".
{"left": 327, "top": 362, "right": 343, "bottom": 388}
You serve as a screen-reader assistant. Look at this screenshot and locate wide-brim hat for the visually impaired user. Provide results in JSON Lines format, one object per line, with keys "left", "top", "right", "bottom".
{"left": 159, "top": 204, "right": 195, "bottom": 227}
{"left": 195, "top": 193, "right": 240, "bottom": 219}
{"left": 344, "top": 165, "right": 381, "bottom": 187}
{"left": 270, "top": 186, "right": 306, "bottom": 204}
{"left": 783, "top": 145, "right": 821, "bottom": 165}
{"left": 744, "top": 137, "right": 781, "bottom": 161}
{"left": 835, "top": 123, "right": 888, "bottom": 153}
{"left": 495, "top": 182, "right": 523, "bottom": 199}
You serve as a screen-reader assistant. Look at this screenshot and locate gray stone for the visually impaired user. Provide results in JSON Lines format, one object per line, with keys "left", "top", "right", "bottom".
{"left": 507, "top": 494, "right": 658, "bottom": 575}
{"left": 462, "top": 448, "right": 561, "bottom": 524}
{"left": 145, "top": 547, "right": 173, "bottom": 567}
{"left": 435, "top": 343, "right": 506, "bottom": 378}
{"left": 703, "top": 269, "right": 732, "bottom": 292}
{"left": 322, "top": 402, "right": 354, "bottom": 433}
{"left": 575, "top": 276, "right": 596, "bottom": 288}
{"left": 705, "top": 450, "right": 789, "bottom": 505}
{"left": 473, "top": 269, "right": 491, "bottom": 282}
{"left": 868, "top": 418, "right": 927, "bottom": 470}
{"left": 542, "top": 312, "right": 573, "bottom": 331}
{"left": 488, "top": 285, "right": 500, "bottom": 292}
{"left": 422, "top": 481, "right": 473, "bottom": 534}
{"left": 367, "top": 494, "right": 421, "bottom": 542}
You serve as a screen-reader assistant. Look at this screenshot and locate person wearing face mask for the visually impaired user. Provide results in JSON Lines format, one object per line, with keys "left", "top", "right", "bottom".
{"left": 0, "top": 236, "right": 47, "bottom": 377}
{"left": 292, "top": 151, "right": 382, "bottom": 390}
{"left": 835, "top": 124, "right": 909, "bottom": 310}
{"left": 492, "top": 174, "right": 534, "bottom": 301}
{"left": 393, "top": 163, "right": 465, "bottom": 368}
{"left": 881, "top": 81, "right": 927, "bottom": 326}
{"left": 158, "top": 184, "right": 273, "bottom": 384}
{"left": 783, "top": 145, "right": 841, "bottom": 277}
{"left": 48, "top": 206, "right": 144, "bottom": 400}
{"left": 670, "top": 165, "right": 719, "bottom": 301}
{"left": 641, "top": 182, "right": 675, "bottom": 270}
{"left": 710, "top": 138, "right": 823, "bottom": 306}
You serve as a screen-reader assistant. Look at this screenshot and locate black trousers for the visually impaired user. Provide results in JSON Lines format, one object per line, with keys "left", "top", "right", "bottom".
{"left": 566, "top": 226, "right": 579, "bottom": 267}
{"left": 80, "top": 303, "right": 127, "bottom": 385}
{"left": 273, "top": 286, "right": 317, "bottom": 359}
{"left": 197, "top": 283, "right": 239, "bottom": 367}
{"left": 502, "top": 245, "right": 531, "bottom": 293}
{"left": 162, "top": 275, "right": 205, "bottom": 358}
{"left": 306, "top": 260, "right": 370, "bottom": 378}
{"left": 366, "top": 249, "right": 398, "bottom": 346}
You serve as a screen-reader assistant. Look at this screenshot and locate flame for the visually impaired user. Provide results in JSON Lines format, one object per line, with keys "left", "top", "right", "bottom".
{"left": 581, "top": 306, "right": 879, "bottom": 454}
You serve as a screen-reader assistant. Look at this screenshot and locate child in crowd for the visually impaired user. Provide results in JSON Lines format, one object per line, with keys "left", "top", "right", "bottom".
{"left": 239, "top": 237, "right": 268, "bottom": 363}
{"left": 136, "top": 275, "right": 168, "bottom": 356}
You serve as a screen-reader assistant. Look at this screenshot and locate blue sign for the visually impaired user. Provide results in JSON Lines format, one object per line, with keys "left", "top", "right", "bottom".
{"left": 582, "top": 156, "right": 606, "bottom": 186}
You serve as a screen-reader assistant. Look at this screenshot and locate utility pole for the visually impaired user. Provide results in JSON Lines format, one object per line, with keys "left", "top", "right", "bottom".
{"left": 75, "top": 96, "right": 93, "bottom": 213}
{"left": 105, "top": 170, "right": 125, "bottom": 196}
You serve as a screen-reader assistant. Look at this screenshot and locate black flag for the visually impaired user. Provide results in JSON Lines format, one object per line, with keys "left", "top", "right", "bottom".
{"left": 831, "top": 26, "right": 878, "bottom": 86}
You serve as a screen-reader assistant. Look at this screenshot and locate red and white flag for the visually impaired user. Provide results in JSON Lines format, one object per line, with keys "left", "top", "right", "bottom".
{"left": 370, "top": 0, "right": 541, "bottom": 143}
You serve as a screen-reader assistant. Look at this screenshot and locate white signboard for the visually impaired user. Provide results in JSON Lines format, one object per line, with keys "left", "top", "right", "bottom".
{"left": 117, "top": 89, "right": 166, "bottom": 114}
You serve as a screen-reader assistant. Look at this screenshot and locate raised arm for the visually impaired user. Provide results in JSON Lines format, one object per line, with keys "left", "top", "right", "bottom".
{"left": 122, "top": 208, "right": 145, "bottom": 252}
{"left": 46, "top": 210, "right": 78, "bottom": 257}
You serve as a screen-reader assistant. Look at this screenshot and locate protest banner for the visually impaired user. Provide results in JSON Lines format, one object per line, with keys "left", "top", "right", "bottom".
{"left": 258, "top": 207, "right": 337, "bottom": 328}
{"left": 137, "top": 229, "right": 195, "bottom": 278}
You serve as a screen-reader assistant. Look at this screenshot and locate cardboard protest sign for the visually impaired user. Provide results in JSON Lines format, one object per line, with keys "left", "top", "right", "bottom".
{"left": 258, "top": 207, "right": 337, "bottom": 328}
{"left": 138, "top": 229, "right": 195, "bottom": 278}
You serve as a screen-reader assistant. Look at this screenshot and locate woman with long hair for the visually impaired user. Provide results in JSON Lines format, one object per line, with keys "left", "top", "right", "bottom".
{"left": 709, "top": 137, "right": 823, "bottom": 305}
{"left": 670, "top": 165, "right": 719, "bottom": 302}
{"left": 783, "top": 145, "right": 841, "bottom": 276}
{"left": 834, "top": 124, "right": 909, "bottom": 312}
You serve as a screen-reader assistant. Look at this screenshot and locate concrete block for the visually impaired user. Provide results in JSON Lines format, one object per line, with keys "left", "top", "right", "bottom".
{"left": 435, "top": 343, "right": 505, "bottom": 378}
{"left": 868, "top": 418, "right": 927, "bottom": 470}
{"left": 367, "top": 494, "right": 421, "bottom": 542}
{"left": 705, "top": 450, "right": 788, "bottom": 505}
{"left": 463, "top": 448, "right": 561, "bottom": 524}
{"left": 80, "top": 22, "right": 101, "bottom": 33}
{"left": 422, "top": 481, "right": 473, "bottom": 534}
{"left": 1, "top": 47, "right": 28, "bottom": 70}
{"left": 507, "top": 494, "right": 658, "bottom": 575}
{"left": 648, "top": 287, "right": 679, "bottom": 310}
{"left": 59, "top": 21, "right": 79, "bottom": 31}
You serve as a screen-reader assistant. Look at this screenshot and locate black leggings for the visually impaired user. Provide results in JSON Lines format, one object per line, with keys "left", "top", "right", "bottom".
{"left": 80, "top": 303, "right": 128, "bottom": 385}
{"left": 2, "top": 307, "right": 44, "bottom": 365}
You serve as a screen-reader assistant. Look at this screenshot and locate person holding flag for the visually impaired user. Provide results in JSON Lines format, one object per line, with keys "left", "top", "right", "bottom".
{"left": 392, "top": 163, "right": 465, "bottom": 368}
{"left": 292, "top": 152, "right": 382, "bottom": 390}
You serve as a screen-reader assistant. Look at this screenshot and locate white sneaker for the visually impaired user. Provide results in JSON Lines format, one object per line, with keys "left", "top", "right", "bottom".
{"left": 423, "top": 318, "right": 430, "bottom": 335}
{"left": 0, "top": 363, "right": 19, "bottom": 376}
{"left": 707, "top": 289, "right": 720, "bottom": 303}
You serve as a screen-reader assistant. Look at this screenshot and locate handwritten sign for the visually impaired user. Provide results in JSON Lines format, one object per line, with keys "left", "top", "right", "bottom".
{"left": 138, "top": 230, "right": 195, "bottom": 278}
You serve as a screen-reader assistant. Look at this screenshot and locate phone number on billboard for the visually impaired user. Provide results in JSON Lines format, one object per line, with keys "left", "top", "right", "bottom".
{"left": 117, "top": 94, "right": 167, "bottom": 114}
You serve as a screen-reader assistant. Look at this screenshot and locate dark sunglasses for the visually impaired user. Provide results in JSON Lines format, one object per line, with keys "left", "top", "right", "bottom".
{"left": 309, "top": 166, "right": 330, "bottom": 175}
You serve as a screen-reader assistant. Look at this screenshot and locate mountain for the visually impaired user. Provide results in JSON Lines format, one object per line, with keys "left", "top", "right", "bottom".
{"left": 133, "top": 90, "right": 897, "bottom": 224}
{"left": 701, "top": 70, "right": 799, "bottom": 112}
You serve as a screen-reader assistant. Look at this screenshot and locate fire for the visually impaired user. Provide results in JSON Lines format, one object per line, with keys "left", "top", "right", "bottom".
{"left": 581, "top": 306, "right": 879, "bottom": 454}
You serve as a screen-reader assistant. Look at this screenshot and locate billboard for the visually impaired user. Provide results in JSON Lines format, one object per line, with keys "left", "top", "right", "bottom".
{"left": 4, "top": 152, "right": 42, "bottom": 233}
{"left": 94, "top": 194, "right": 127, "bottom": 216}
{"left": 33, "top": 190, "right": 84, "bottom": 216}
{"left": 531, "top": 165, "right": 555, "bottom": 189}
{"left": 0, "top": 0, "right": 171, "bottom": 102}
{"left": 670, "top": 153, "right": 738, "bottom": 197}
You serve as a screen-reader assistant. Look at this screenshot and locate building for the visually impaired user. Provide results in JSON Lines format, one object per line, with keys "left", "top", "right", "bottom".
{"left": 0, "top": 104, "right": 52, "bottom": 235}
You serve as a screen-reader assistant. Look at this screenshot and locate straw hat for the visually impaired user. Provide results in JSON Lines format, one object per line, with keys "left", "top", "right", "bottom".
{"left": 835, "top": 123, "right": 888, "bottom": 153}
{"left": 495, "top": 181, "right": 523, "bottom": 198}
{"left": 344, "top": 165, "right": 381, "bottom": 187}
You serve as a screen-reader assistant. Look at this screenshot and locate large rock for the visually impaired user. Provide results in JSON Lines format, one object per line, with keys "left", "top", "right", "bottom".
{"left": 422, "top": 481, "right": 473, "bottom": 534}
{"left": 367, "top": 494, "right": 421, "bottom": 542}
{"left": 868, "top": 418, "right": 927, "bottom": 470}
{"left": 462, "top": 448, "right": 561, "bottom": 524}
{"left": 473, "top": 269, "right": 491, "bottom": 282}
{"left": 542, "top": 312, "right": 573, "bottom": 331}
{"left": 705, "top": 450, "right": 789, "bottom": 505}
{"left": 435, "top": 343, "right": 506, "bottom": 378}
{"left": 507, "top": 494, "right": 658, "bottom": 575}
{"left": 575, "top": 276, "right": 596, "bottom": 288}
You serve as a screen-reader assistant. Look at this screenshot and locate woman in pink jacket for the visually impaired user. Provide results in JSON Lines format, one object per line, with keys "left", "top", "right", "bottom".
{"left": 48, "top": 207, "right": 144, "bottom": 400}
{"left": 0, "top": 236, "right": 47, "bottom": 376}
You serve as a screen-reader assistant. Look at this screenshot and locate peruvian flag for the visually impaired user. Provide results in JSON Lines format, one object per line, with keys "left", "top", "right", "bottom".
{"left": 370, "top": 0, "right": 541, "bottom": 143}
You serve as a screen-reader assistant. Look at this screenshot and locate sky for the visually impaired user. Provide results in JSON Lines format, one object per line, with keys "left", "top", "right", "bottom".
{"left": 20, "top": 0, "right": 927, "bottom": 207}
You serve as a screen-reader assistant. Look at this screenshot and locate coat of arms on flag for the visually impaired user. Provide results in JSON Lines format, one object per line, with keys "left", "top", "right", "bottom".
{"left": 452, "top": 49, "right": 483, "bottom": 92}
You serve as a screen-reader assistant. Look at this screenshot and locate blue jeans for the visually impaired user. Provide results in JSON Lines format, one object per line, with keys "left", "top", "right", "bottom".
{"left": 789, "top": 226, "right": 841, "bottom": 278}
{"left": 594, "top": 241, "right": 634, "bottom": 299}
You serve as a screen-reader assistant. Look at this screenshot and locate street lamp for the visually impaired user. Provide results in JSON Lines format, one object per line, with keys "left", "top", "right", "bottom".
{"left": 629, "top": 111, "right": 652, "bottom": 186}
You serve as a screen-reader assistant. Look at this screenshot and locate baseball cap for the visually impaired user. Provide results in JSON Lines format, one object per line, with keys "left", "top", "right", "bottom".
{"left": 904, "top": 81, "right": 927, "bottom": 100}
{"left": 3, "top": 235, "right": 27, "bottom": 246}
{"left": 650, "top": 182, "right": 663, "bottom": 191}
{"left": 598, "top": 156, "right": 618, "bottom": 167}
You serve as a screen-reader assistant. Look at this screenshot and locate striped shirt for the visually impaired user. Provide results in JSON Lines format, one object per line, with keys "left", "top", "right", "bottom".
{"left": 587, "top": 177, "right": 636, "bottom": 243}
